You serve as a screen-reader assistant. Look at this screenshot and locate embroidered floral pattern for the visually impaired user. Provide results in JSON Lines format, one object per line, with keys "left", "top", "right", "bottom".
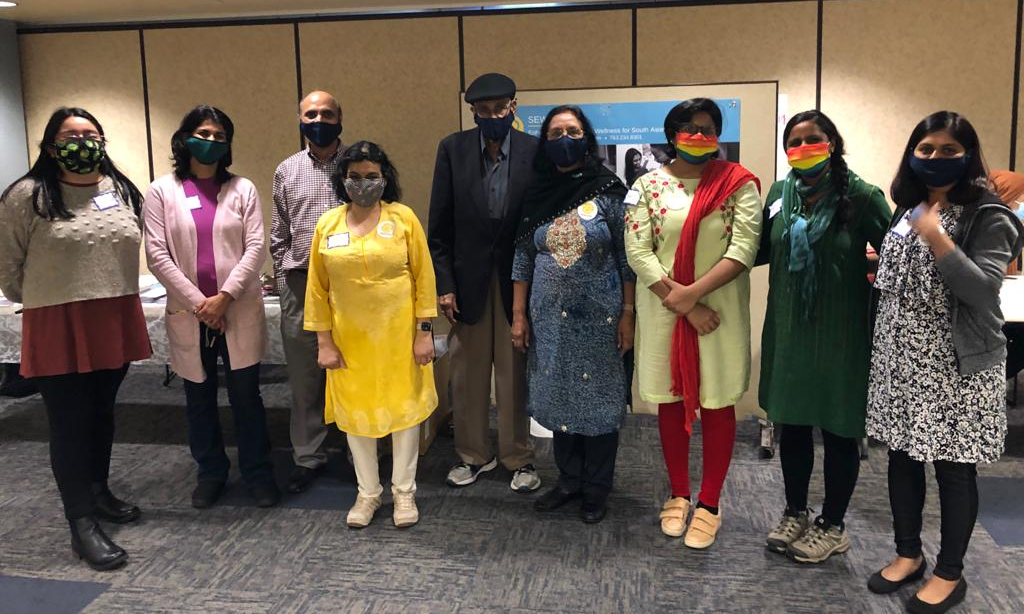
{"left": 720, "top": 199, "right": 736, "bottom": 242}
{"left": 545, "top": 210, "right": 587, "bottom": 269}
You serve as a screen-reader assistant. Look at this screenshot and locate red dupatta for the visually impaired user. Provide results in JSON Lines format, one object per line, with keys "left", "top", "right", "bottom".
{"left": 670, "top": 159, "right": 760, "bottom": 433}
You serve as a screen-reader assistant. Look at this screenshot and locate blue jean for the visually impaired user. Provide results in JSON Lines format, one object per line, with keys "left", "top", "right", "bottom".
{"left": 183, "top": 325, "right": 274, "bottom": 487}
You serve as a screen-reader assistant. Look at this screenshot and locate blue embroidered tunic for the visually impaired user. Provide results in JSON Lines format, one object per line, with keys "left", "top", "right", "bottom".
{"left": 512, "top": 193, "right": 635, "bottom": 436}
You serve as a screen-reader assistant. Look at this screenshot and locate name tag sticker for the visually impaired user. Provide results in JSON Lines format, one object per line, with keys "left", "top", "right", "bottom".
{"left": 327, "top": 232, "right": 350, "bottom": 248}
{"left": 185, "top": 195, "right": 202, "bottom": 210}
{"left": 891, "top": 213, "right": 912, "bottom": 237}
{"left": 377, "top": 220, "right": 395, "bottom": 239}
{"left": 768, "top": 198, "right": 783, "bottom": 219}
{"left": 92, "top": 191, "right": 119, "bottom": 211}
{"left": 624, "top": 190, "right": 641, "bottom": 206}
{"left": 577, "top": 201, "right": 598, "bottom": 221}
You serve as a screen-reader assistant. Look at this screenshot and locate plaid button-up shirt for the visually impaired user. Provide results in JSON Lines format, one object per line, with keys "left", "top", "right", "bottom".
{"left": 270, "top": 145, "right": 343, "bottom": 291}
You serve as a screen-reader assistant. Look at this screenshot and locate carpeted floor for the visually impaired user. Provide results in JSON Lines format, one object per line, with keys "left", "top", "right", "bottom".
{"left": 1, "top": 364, "right": 1023, "bottom": 613}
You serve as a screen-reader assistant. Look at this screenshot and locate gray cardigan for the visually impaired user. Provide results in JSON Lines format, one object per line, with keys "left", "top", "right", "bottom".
{"left": 884, "top": 192, "right": 1024, "bottom": 375}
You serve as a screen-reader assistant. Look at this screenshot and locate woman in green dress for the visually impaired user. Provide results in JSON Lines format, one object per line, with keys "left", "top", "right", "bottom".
{"left": 756, "top": 110, "right": 891, "bottom": 563}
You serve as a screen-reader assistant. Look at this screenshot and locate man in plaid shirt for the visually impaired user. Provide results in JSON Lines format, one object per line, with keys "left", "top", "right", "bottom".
{"left": 271, "top": 90, "right": 344, "bottom": 494}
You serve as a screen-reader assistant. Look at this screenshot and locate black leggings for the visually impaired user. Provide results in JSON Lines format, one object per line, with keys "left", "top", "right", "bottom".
{"left": 888, "top": 449, "right": 978, "bottom": 581}
{"left": 35, "top": 365, "right": 129, "bottom": 520}
{"left": 779, "top": 424, "right": 861, "bottom": 527}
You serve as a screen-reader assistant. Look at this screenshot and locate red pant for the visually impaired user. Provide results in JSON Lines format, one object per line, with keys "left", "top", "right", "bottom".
{"left": 658, "top": 401, "right": 736, "bottom": 508}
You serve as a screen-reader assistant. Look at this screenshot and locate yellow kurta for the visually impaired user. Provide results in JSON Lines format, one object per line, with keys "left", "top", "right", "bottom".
{"left": 304, "top": 202, "right": 438, "bottom": 438}
{"left": 625, "top": 167, "right": 762, "bottom": 409}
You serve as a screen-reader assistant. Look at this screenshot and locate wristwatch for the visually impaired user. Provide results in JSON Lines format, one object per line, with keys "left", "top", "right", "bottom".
{"left": 418, "top": 321, "right": 433, "bottom": 332}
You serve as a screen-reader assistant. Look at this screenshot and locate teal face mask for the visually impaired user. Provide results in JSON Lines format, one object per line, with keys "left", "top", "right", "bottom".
{"left": 186, "top": 136, "right": 229, "bottom": 165}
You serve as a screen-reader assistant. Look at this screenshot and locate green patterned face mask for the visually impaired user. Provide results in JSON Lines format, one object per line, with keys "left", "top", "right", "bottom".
{"left": 53, "top": 137, "right": 106, "bottom": 174}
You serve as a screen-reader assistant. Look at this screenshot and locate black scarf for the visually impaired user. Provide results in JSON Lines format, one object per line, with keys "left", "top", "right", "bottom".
{"left": 515, "top": 164, "right": 627, "bottom": 246}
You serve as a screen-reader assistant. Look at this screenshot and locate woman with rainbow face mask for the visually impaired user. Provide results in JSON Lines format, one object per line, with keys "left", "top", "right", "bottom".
{"left": 624, "top": 98, "right": 762, "bottom": 549}
{"left": 755, "top": 110, "right": 891, "bottom": 564}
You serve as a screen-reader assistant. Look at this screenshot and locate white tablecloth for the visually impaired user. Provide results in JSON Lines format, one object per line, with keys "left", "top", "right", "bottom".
{"left": 0, "top": 298, "right": 286, "bottom": 365}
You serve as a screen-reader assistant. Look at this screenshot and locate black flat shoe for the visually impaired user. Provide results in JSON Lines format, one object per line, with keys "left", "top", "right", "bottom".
{"left": 287, "top": 466, "right": 317, "bottom": 494}
{"left": 192, "top": 480, "right": 226, "bottom": 509}
{"left": 69, "top": 516, "right": 127, "bottom": 571}
{"left": 249, "top": 482, "right": 281, "bottom": 508}
{"left": 92, "top": 483, "right": 141, "bottom": 524}
{"left": 868, "top": 558, "right": 928, "bottom": 594}
{"left": 580, "top": 498, "right": 607, "bottom": 524}
{"left": 907, "top": 579, "right": 967, "bottom": 614}
{"left": 533, "top": 487, "right": 582, "bottom": 512}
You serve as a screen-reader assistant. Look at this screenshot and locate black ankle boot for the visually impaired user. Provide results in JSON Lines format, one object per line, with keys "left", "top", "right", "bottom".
{"left": 92, "top": 483, "right": 141, "bottom": 524}
{"left": 69, "top": 516, "right": 128, "bottom": 571}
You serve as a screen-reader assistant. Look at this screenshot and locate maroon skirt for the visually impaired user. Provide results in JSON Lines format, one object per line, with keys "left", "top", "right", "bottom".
{"left": 21, "top": 294, "right": 152, "bottom": 378}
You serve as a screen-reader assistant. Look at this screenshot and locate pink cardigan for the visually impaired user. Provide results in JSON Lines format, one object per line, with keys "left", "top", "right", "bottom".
{"left": 143, "top": 173, "right": 268, "bottom": 383}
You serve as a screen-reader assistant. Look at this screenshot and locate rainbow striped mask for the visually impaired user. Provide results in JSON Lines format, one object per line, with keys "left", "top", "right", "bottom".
{"left": 787, "top": 142, "right": 831, "bottom": 177}
{"left": 674, "top": 133, "right": 719, "bottom": 164}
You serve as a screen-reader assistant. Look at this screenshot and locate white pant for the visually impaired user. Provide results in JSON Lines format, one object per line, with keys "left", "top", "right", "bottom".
{"left": 347, "top": 425, "right": 419, "bottom": 498}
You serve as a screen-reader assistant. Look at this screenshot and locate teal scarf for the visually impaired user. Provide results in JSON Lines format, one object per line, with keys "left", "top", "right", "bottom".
{"left": 780, "top": 168, "right": 841, "bottom": 321}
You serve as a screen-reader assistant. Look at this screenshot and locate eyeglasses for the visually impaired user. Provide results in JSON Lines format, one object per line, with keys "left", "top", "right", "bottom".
{"left": 677, "top": 123, "right": 716, "bottom": 138}
{"left": 55, "top": 132, "right": 104, "bottom": 143}
{"left": 473, "top": 101, "right": 513, "bottom": 119}
{"left": 547, "top": 127, "right": 585, "bottom": 140}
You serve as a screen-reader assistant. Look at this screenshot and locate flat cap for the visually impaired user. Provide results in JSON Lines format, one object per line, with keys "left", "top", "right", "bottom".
{"left": 465, "top": 73, "right": 516, "bottom": 103}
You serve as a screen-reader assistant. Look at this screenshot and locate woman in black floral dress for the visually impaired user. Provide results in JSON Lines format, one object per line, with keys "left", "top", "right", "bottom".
{"left": 866, "top": 112, "right": 1024, "bottom": 614}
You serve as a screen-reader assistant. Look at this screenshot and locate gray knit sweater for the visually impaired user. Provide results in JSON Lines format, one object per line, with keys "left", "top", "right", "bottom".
{"left": 0, "top": 177, "right": 142, "bottom": 309}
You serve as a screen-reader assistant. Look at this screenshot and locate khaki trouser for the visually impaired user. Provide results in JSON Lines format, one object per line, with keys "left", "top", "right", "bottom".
{"left": 348, "top": 425, "right": 419, "bottom": 497}
{"left": 449, "top": 270, "right": 533, "bottom": 469}
{"left": 280, "top": 270, "right": 329, "bottom": 468}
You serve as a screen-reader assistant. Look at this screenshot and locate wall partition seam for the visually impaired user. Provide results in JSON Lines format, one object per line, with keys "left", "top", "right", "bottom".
{"left": 457, "top": 15, "right": 465, "bottom": 92}
{"left": 139, "top": 29, "right": 155, "bottom": 183}
{"left": 1011, "top": 0, "right": 1022, "bottom": 170}
{"left": 815, "top": 0, "right": 823, "bottom": 110}
{"left": 294, "top": 21, "right": 305, "bottom": 150}
{"left": 631, "top": 7, "right": 638, "bottom": 87}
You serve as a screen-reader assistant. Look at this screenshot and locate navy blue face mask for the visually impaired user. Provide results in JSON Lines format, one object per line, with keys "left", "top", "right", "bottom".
{"left": 908, "top": 152, "right": 971, "bottom": 188}
{"left": 300, "top": 121, "right": 342, "bottom": 148}
{"left": 475, "top": 113, "right": 515, "bottom": 141}
{"left": 544, "top": 135, "right": 588, "bottom": 168}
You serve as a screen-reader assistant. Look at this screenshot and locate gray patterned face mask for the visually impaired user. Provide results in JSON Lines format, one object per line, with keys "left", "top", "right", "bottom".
{"left": 344, "top": 178, "right": 386, "bottom": 208}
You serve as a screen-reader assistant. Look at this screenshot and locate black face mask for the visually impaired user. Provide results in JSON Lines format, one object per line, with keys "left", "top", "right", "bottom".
{"left": 475, "top": 113, "right": 515, "bottom": 141}
{"left": 908, "top": 152, "right": 971, "bottom": 188}
{"left": 300, "top": 121, "right": 342, "bottom": 148}
{"left": 544, "top": 136, "right": 588, "bottom": 168}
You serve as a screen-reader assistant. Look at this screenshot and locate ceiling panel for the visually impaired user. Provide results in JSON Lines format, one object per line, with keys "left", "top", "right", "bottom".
{"left": 1, "top": 0, "right": 627, "bottom": 27}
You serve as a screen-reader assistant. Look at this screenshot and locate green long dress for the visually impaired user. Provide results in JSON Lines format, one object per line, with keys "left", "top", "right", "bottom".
{"left": 756, "top": 171, "right": 891, "bottom": 438}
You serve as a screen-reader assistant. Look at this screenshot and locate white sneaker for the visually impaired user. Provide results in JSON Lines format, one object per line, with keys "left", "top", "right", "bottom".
{"left": 445, "top": 458, "right": 498, "bottom": 487}
{"left": 346, "top": 494, "right": 382, "bottom": 528}
{"left": 510, "top": 464, "right": 541, "bottom": 493}
{"left": 393, "top": 492, "right": 419, "bottom": 528}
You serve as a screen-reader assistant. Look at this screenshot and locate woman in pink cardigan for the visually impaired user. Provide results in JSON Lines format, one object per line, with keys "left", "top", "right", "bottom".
{"left": 144, "top": 105, "right": 278, "bottom": 509}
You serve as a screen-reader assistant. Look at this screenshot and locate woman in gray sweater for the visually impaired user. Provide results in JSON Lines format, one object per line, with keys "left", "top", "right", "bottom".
{"left": 0, "top": 108, "right": 150, "bottom": 571}
{"left": 865, "top": 111, "right": 1023, "bottom": 614}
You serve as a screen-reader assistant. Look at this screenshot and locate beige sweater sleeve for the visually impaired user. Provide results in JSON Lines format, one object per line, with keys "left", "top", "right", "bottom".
{"left": 0, "top": 181, "right": 36, "bottom": 303}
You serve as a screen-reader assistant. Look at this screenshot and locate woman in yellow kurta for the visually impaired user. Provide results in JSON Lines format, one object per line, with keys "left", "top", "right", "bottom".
{"left": 304, "top": 141, "right": 437, "bottom": 529}
{"left": 625, "top": 99, "right": 762, "bottom": 549}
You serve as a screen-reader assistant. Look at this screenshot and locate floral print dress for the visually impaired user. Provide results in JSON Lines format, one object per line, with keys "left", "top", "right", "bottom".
{"left": 867, "top": 205, "right": 1006, "bottom": 463}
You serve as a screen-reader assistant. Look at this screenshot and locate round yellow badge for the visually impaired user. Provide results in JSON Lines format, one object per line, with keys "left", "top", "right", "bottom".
{"left": 577, "top": 201, "right": 598, "bottom": 221}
